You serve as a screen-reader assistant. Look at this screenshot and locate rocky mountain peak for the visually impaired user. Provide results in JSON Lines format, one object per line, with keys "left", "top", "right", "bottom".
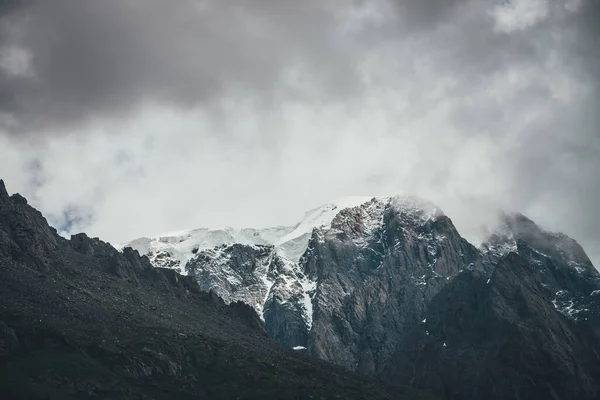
{"left": 0, "top": 179, "right": 8, "bottom": 198}
{"left": 477, "top": 211, "right": 600, "bottom": 327}
{"left": 508, "top": 212, "right": 591, "bottom": 264}
{"left": 0, "top": 183, "right": 60, "bottom": 271}
{"left": 483, "top": 211, "right": 595, "bottom": 274}
{"left": 389, "top": 195, "right": 444, "bottom": 222}
{"left": 328, "top": 197, "right": 388, "bottom": 238}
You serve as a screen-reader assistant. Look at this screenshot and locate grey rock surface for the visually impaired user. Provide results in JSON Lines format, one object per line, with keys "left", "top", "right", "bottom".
{"left": 302, "top": 197, "right": 481, "bottom": 375}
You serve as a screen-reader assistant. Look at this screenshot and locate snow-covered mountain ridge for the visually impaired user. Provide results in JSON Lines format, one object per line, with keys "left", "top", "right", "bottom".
{"left": 119, "top": 196, "right": 442, "bottom": 272}
{"left": 119, "top": 196, "right": 443, "bottom": 329}
{"left": 120, "top": 195, "right": 600, "bottom": 355}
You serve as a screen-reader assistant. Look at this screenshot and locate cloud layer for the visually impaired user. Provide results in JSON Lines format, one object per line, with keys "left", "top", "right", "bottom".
{"left": 1, "top": 0, "right": 599, "bottom": 266}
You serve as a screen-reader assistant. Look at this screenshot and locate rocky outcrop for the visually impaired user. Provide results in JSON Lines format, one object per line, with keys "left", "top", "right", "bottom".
{"left": 186, "top": 244, "right": 280, "bottom": 316}
{"left": 186, "top": 243, "right": 315, "bottom": 348}
{"left": 303, "top": 197, "right": 481, "bottom": 375}
{"left": 263, "top": 294, "right": 308, "bottom": 346}
{"left": 0, "top": 179, "right": 60, "bottom": 271}
{"left": 120, "top": 226, "right": 296, "bottom": 274}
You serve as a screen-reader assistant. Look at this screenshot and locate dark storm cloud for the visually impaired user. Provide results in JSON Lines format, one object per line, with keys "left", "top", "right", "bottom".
{"left": 0, "top": 0, "right": 22, "bottom": 15}
{"left": 1, "top": 0, "right": 597, "bottom": 135}
{"left": 0, "top": 0, "right": 360, "bottom": 132}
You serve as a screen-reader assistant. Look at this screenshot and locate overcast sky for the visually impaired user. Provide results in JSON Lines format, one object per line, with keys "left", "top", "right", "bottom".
{"left": 0, "top": 0, "right": 599, "bottom": 265}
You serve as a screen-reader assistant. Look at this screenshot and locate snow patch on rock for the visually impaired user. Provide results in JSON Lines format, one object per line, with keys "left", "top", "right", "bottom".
{"left": 119, "top": 227, "right": 293, "bottom": 274}
{"left": 552, "top": 290, "right": 588, "bottom": 320}
{"left": 185, "top": 244, "right": 278, "bottom": 320}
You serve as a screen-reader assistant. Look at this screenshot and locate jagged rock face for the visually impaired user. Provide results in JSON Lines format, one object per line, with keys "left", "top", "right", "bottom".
{"left": 186, "top": 244, "right": 279, "bottom": 316}
{"left": 0, "top": 180, "right": 60, "bottom": 271}
{"left": 121, "top": 226, "right": 295, "bottom": 274}
{"left": 383, "top": 253, "right": 600, "bottom": 400}
{"left": 186, "top": 243, "right": 315, "bottom": 348}
{"left": 302, "top": 197, "right": 481, "bottom": 375}
{"left": 263, "top": 293, "right": 309, "bottom": 347}
{"left": 262, "top": 258, "right": 316, "bottom": 348}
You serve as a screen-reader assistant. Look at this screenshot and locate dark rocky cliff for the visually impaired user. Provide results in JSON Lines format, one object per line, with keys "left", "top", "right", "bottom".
{"left": 297, "top": 197, "right": 600, "bottom": 399}
{"left": 383, "top": 253, "right": 600, "bottom": 400}
{"left": 302, "top": 198, "right": 482, "bottom": 375}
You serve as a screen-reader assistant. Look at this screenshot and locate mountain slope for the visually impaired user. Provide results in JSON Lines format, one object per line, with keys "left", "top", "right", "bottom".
{"left": 0, "top": 179, "right": 433, "bottom": 400}
{"left": 383, "top": 253, "right": 600, "bottom": 399}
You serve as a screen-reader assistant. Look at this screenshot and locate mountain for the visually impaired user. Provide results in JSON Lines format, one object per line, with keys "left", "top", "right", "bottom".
{"left": 481, "top": 212, "right": 600, "bottom": 320}
{"left": 0, "top": 179, "right": 433, "bottom": 400}
{"left": 121, "top": 197, "right": 381, "bottom": 344}
{"left": 119, "top": 196, "right": 379, "bottom": 274}
{"left": 124, "top": 194, "right": 600, "bottom": 399}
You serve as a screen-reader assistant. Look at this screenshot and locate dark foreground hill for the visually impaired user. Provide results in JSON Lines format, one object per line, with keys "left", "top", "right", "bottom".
{"left": 0, "top": 180, "right": 433, "bottom": 400}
